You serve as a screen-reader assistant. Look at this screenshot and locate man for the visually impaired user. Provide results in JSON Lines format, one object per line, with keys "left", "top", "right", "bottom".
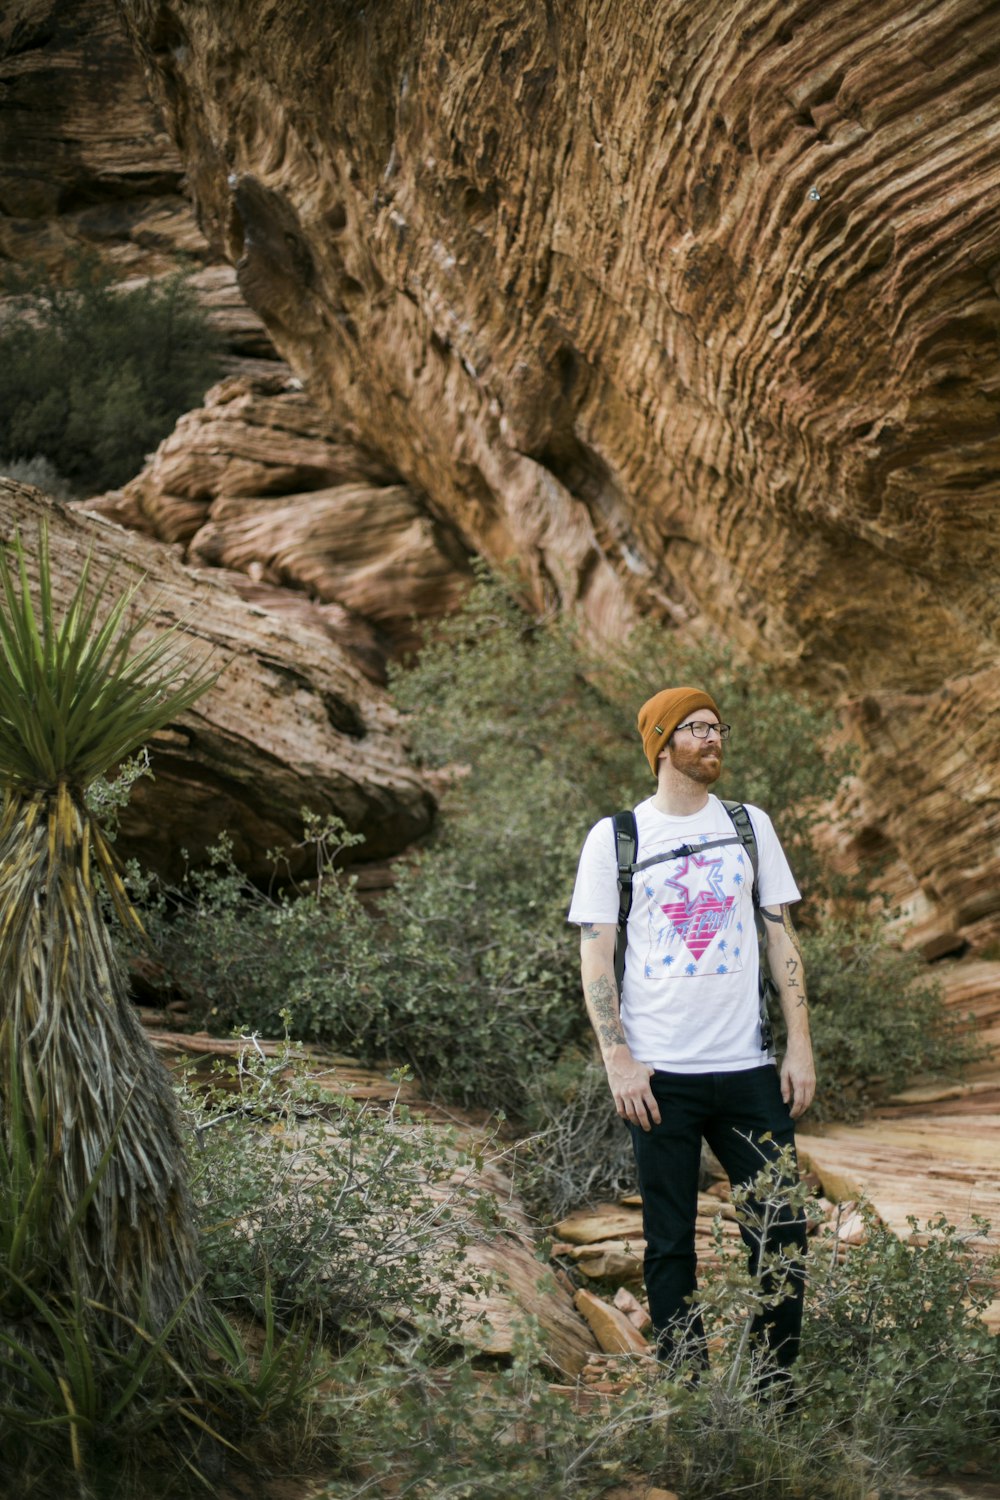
{"left": 568, "top": 685, "right": 815, "bottom": 1379}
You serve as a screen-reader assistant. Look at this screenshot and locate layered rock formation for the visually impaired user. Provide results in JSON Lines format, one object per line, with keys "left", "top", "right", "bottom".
{"left": 89, "top": 369, "right": 472, "bottom": 666}
{"left": 110, "top": 0, "right": 1000, "bottom": 950}
{"left": 3, "top": 0, "right": 1000, "bottom": 950}
{"left": 0, "top": 478, "right": 434, "bottom": 876}
{"left": 0, "top": 0, "right": 206, "bottom": 279}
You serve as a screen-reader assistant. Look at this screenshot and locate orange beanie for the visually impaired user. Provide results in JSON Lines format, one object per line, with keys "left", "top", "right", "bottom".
{"left": 637, "top": 686, "right": 721, "bottom": 776}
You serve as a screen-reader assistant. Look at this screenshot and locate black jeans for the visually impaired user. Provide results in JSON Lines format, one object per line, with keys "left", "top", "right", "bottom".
{"left": 628, "top": 1064, "right": 807, "bottom": 1372}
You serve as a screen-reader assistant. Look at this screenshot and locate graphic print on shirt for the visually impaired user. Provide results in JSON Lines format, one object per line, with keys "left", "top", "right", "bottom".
{"left": 642, "top": 839, "right": 747, "bottom": 979}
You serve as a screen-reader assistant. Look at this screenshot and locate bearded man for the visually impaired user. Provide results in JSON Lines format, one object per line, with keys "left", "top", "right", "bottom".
{"left": 568, "top": 686, "right": 815, "bottom": 1383}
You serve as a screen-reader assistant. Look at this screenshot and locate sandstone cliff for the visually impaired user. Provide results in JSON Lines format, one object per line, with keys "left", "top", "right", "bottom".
{"left": 3, "top": 0, "right": 1000, "bottom": 952}
{"left": 110, "top": 0, "right": 1000, "bottom": 952}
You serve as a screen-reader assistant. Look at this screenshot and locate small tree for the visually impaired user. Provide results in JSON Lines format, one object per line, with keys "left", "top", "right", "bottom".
{"left": 0, "top": 523, "right": 215, "bottom": 1331}
{"left": 0, "top": 257, "right": 222, "bottom": 493}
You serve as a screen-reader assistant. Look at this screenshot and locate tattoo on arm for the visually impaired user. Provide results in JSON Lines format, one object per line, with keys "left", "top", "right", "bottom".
{"left": 778, "top": 907, "right": 809, "bottom": 1007}
{"left": 781, "top": 904, "right": 804, "bottom": 958}
{"left": 580, "top": 923, "right": 601, "bottom": 943}
{"left": 587, "top": 973, "right": 626, "bottom": 1049}
{"left": 763, "top": 905, "right": 809, "bottom": 1008}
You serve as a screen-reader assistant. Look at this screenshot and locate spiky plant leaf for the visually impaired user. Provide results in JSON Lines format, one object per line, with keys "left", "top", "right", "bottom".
{"left": 0, "top": 521, "right": 217, "bottom": 795}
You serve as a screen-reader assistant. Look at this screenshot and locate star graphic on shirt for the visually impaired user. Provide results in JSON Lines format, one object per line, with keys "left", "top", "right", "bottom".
{"left": 662, "top": 855, "right": 725, "bottom": 907}
{"left": 657, "top": 853, "right": 737, "bottom": 964}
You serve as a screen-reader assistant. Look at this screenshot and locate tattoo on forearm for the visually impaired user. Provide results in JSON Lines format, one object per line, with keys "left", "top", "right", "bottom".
{"left": 781, "top": 906, "right": 804, "bottom": 958}
{"left": 784, "top": 956, "right": 808, "bottom": 1006}
{"left": 587, "top": 973, "right": 626, "bottom": 1049}
{"left": 764, "top": 905, "right": 809, "bottom": 1009}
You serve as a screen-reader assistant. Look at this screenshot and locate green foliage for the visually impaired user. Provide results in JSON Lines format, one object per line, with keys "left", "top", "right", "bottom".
{"left": 321, "top": 1320, "right": 599, "bottom": 1498}
{"left": 0, "top": 453, "right": 78, "bottom": 501}
{"left": 804, "top": 1206, "right": 1000, "bottom": 1470}
{"left": 180, "top": 1037, "right": 499, "bottom": 1335}
{"left": 0, "top": 522, "right": 217, "bottom": 1382}
{"left": 0, "top": 1032, "right": 505, "bottom": 1495}
{"left": 797, "top": 917, "right": 982, "bottom": 1121}
{"left": 0, "top": 1273, "right": 333, "bottom": 1498}
{"left": 519, "top": 1055, "right": 637, "bottom": 1222}
{"left": 141, "top": 816, "right": 387, "bottom": 1046}
{"left": 319, "top": 1164, "right": 1000, "bottom": 1498}
{"left": 0, "top": 256, "right": 222, "bottom": 492}
{"left": 0, "top": 523, "right": 216, "bottom": 798}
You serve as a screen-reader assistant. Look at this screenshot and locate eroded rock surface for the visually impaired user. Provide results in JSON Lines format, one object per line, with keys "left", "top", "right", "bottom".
{"left": 0, "top": 479, "right": 434, "bottom": 877}
{"left": 86, "top": 370, "right": 473, "bottom": 664}
{"left": 4, "top": 1, "right": 1000, "bottom": 949}
{"left": 113, "top": 0, "right": 1000, "bottom": 949}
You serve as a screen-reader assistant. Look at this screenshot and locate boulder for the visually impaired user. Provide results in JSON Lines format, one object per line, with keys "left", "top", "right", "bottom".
{"left": 574, "top": 1287, "right": 650, "bottom": 1356}
{"left": 0, "top": 479, "right": 435, "bottom": 877}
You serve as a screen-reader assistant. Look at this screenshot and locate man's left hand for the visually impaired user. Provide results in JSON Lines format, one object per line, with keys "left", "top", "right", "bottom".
{"left": 781, "top": 1043, "right": 816, "bottom": 1119}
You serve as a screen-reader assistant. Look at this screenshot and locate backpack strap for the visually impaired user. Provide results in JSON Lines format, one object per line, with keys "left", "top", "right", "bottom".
{"left": 720, "top": 800, "right": 774, "bottom": 1052}
{"left": 612, "top": 809, "right": 638, "bottom": 996}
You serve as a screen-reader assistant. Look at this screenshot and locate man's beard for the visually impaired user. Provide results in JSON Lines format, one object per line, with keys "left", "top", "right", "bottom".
{"left": 678, "top": 749, "right": 722, "bottom": 785}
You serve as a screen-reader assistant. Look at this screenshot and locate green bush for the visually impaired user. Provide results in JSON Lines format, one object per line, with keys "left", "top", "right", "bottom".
{"left": 0, "top": 1059, "right": 332, "bottom": 1500}
{"left": 318, "top": 1173, "right": 1000, "bottom": 1497}
{"left": 797, "top": 917, "right": 981, "bottom": 1122}
{"left": 0, "top": 257, "right": 222, "bottom": 492}
{"left": 180, "top": 1036, "right": 499, "bottom": 1335}
{"left": 803, "top": 1206, "right": 1000, "bottom": 1472}
{"left": 137, "top": 817, "right": 390, "bottom": 1049}
{"left": 520, "top": 1055, "right": 637, "bottom": 1222}
{"left": 0, "top": 1032, "right": 504, "bottom": 1496}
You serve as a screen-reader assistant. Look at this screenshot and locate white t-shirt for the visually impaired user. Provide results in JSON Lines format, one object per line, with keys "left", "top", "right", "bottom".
{"left": 568, "top": 795, "right": 800, "bottom": 1073}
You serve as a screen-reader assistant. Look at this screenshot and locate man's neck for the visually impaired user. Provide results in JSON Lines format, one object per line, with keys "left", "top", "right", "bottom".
{"left": 650, "top": 777, "right": 713, "bottom": 817}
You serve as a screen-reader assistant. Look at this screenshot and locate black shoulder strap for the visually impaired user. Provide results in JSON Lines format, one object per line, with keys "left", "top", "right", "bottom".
{"left": 720, "top": 799, "right": 774, "bottom": 1052}
{"left": 720, "top": 799, "right": 759, "bottom": 901}
{"left": 612, "top": 809, "right": 637, "bottom": 996}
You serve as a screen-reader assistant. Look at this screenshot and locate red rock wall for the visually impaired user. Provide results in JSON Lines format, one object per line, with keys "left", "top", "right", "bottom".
{"left": 115, "top": 0, "right": 1000, "bottom": 951}
{"left": 4, "top": 1, "right": 1000, "bottom": 949}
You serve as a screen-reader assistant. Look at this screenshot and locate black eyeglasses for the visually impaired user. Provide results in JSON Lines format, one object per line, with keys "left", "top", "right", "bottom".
{"left": 675, "top": 721, "right": 731, "bottom": 741}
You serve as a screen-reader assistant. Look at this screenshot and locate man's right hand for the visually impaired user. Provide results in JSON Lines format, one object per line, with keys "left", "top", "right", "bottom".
{"left": 606, "top": 1047, "right": 660, "bottom": 1130}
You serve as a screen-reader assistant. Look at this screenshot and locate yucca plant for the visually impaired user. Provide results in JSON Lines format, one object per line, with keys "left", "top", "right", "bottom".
{"left": 0, "top": 521, "right": 216, "bottom": 1333}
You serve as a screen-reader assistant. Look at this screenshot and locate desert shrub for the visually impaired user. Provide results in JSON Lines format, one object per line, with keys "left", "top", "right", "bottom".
{"left": 0, "top": 1059, "right": 333, "bottom": 1500}
{"left": 0, "top": 257, "right": 222, "bottom": 491}
{"left": 0, "top": 452, "right": 77, "bottom": 500}
{"left": 803, "top": 1206, "right": 1000, "bottom": 1469}
{"left": 796, "top": 917, "right": 981, "bottom": 1122}
{"left": 179, "top": 1036, "right": 499, "bottom": 1335}
{"left": 0, "top": 1034, "right": 505, "bottom": 1496}
{"left": 520, "top": 1055, "right": 637, "bottom": 1222}
{"left": 138, "top": 816, "right": 388, "bottom": 1047}
{"left": 319, "top": 1166, "right": 1000, "bottom": 1498}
